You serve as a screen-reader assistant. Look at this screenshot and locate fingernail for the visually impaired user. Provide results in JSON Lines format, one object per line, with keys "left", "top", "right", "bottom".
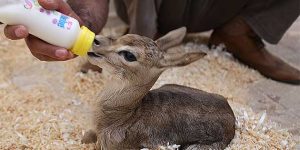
{"left": 55, "top": 49, "right": 68, "bottom": 59}
{"left": 14, "top": 27, "right": 26, "bottom": 38}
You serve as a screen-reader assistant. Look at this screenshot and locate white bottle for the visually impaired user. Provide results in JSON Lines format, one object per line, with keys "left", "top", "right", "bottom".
{"left": 0, "top": 0, "right": 95, "bottom": 56}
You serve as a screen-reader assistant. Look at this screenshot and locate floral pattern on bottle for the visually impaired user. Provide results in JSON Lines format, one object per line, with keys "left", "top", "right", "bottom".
{"left": 23, "top": 0, "right": 73, "bottom": 30}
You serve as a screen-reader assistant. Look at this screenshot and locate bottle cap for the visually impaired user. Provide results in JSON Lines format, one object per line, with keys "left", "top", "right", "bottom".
{"left": 71, "top": 26, "right": 95, "bottom": 56}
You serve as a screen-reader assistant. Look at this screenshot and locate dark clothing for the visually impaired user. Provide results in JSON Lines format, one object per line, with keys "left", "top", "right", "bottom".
{"left": 114, "top": 0, "right": 300, "bottom": 44}
{"left": 158, "top": 0, "right": 248, "bottom": 33}
{"left": 242, "top": 0, "right": 300, "bottom": 43}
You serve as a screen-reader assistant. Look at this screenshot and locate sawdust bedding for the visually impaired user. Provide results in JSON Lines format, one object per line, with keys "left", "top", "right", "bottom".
{"left": 0, "top": 27, "right": 297, "bottom": 149}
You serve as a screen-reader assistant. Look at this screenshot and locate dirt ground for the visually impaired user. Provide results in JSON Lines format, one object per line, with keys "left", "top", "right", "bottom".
{"left": 0, "top": 9, "right": 299, "bottom": 150}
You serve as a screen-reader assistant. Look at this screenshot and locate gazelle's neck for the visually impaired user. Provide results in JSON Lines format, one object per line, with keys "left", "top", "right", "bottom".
{"left": 95, "top": 78, "right": 156, "bottom": 127}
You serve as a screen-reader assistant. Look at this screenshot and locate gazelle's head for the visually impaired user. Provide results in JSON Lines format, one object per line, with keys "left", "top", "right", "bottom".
{"left": 88, "top": 27, "right": 206, "bottom": 85}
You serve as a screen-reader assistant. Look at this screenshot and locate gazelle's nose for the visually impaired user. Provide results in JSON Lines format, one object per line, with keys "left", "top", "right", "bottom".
{"left": 93, "top": 35, "right": 112, "bottom": 47}
{"left": 93, "top": 39, "right": 101, "bottom": 46}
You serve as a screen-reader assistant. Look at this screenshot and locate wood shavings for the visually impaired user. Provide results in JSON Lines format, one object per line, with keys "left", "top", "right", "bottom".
{"left": 160, "top": 143, "right": 181, "bottom": 150}
{"left": 141, "top": 143, "right": 181, "bottom": 150}
{"left": 256, "top": 110, "right": 267, "bottom": 129}
{"left": 226, "top": 103, "right": 296, "bottom": 150}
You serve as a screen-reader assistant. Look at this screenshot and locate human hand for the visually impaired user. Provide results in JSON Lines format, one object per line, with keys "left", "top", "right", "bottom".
{"left": 3, "top": 0, "right": 83, "bottom": 61}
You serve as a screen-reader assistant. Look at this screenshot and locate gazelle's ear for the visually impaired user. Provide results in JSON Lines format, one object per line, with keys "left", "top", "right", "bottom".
{"left": 158, "top": 48, "right": 206, "bottom": 68}
{"left": 155, "top": 27, "right": 187, "bottom": 51}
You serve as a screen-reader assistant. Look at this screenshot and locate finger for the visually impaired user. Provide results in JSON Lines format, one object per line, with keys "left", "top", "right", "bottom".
{"left": 38, "top": 0, "right": 83, "bottom": 24}
{"left": 31, "top": 52, "right": 58, "bottom": 61}
{"left": 4, "top": 25, "right": 29, "bottom": 40}
{"left": 32, "top": 51, "right": 75, "bottom": 61}
{"left": 25, "top": 35, "right": 74, "bottom": 61}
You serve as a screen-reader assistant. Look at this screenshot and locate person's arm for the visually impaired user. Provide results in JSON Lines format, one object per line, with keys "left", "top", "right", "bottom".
{"left": 68, "top": 0, "right": 109, "bottom": 34}
{"left": 3, "top": 0, "right": 109, "bottom": 61}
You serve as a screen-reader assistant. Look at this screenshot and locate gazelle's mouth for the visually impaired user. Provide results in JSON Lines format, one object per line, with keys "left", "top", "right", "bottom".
{"left": 87, "top": 52, "right": 103, "bottom": 58}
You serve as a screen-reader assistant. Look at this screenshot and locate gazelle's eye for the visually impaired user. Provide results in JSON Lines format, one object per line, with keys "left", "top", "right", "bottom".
{"left": 94, "top": 39, "right": 101, "bottom": 46}
{"left": 118, "top": 50, "right": 137, "bottom": 62}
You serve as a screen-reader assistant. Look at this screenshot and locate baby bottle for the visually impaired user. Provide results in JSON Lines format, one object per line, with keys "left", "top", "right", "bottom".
{"left": 0, "top": 0, "right": 95, "bottom": 56}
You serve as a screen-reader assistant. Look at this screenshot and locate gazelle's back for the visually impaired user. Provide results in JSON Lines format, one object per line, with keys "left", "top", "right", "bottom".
{"left": 132, "top": 84, "right": 235, "bottom": 150}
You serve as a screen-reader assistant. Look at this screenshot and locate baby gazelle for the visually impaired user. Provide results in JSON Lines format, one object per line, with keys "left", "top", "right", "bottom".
{"left": 83, "top": 27, "right": 235, "bottom": 150}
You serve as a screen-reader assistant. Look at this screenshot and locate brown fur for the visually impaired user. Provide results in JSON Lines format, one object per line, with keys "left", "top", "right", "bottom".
{"left": 83, "top": 27, "right": 235, "bottom": 150}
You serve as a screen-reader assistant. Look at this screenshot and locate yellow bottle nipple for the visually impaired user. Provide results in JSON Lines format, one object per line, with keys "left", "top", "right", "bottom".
{"left": 71, "top": 26, "right": 95, "bottom": 56}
